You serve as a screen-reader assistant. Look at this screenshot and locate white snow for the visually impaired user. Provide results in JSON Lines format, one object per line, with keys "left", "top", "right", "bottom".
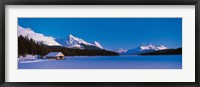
{"left": 156, "top": 45, "right": 168, "bottom": 50}
{"left": 66, "top": 34, "right": 104, "bottom": 49}
{"left": 18, "top": 54, "right": 55, "bottom": 64}
{"left": 46, "top": 52, "right": 64, "bottom": 57}
{"left": 67, "top": 34, "right": 93, "bottom": 46}
{"left": 66, "top": 34, "right": 92, "bottom": 48}
{"left": 140, "top": 43, "right": 168, "bottom": 51}
{"left": 126, "top": 43, "right": 169, "bottom": 55}
{"left": 93, "top": 41, "right": 103, "bottom": 49}
{"left": 18, "top": 25, "right": 61, "bottom": 46}
{"left": 18, "top": 55, "right": 182, "bottom": 69}
{"left": 115, "top": 48, "right": 127, "bottom": 53}
{"left": 19, "top": 60, "right": 51, "bottom": 63}
{"left": 18, "top": 55, "right": 36, "bottom": 59}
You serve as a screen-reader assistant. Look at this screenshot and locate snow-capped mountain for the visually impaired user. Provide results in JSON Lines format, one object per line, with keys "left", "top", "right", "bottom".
{"left": 156, "top": 45, "right": 168, "bottom": 50}
{"left": 18, "top": 25, "right": 61, "bottom": 46}
{"left": 66, "top": 34, "right": 104, "bottom": 49}
{"left": 115, "top": 48, "right": 127, "bottom": 54}
{"left": 139, "top": 44, "right": 168, "bottom": 51}
{"left": 93, "top": 41, "right": 103, "bottom": 49}
{"left": 126, "top": 44, "right": 168, "bottom": 55}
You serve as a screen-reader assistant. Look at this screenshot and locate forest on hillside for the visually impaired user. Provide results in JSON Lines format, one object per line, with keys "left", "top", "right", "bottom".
{"left": 18, "top": 35, "right": 119, "bottom": 57}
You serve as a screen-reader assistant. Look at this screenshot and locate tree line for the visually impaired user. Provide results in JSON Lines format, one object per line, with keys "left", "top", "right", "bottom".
{"left": 18, "top": 35, "right": 119, "bottom": 57}
{"left": 140, "top": 48, "right": 182, "bottom": 55}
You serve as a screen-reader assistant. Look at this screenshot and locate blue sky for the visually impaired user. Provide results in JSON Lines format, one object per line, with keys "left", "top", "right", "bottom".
{"left": 18, "top": 18, "right": 182, "bottom": 50}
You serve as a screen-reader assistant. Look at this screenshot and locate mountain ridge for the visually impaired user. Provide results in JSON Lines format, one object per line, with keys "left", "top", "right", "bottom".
{"left": 66, "top": 34, "right": 104, "bottom": 50}
{"left": 18, "top": 25, "right": 61, "bottom": 46}
{"left": 18, "top": 25, "right": 177, "bottom": 55}
{"left": 140, "top": 47, "right": 182, "bottom": 55}
{"left": 125, "top": 44, "right": 168, "bottom": 55}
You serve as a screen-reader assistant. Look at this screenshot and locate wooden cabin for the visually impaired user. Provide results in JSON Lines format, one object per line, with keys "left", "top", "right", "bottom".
{"left": 46, "top": 52, "right": 65, "bottom": 60}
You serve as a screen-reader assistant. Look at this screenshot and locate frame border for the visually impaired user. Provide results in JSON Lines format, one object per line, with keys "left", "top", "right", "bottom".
{"left": 0, "top": 0, "right": 200, "bottom": 87}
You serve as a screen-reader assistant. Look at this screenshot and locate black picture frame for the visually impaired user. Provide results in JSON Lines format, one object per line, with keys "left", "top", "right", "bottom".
{"left": 0, "top": 0, "right": 200, "bottom": 87}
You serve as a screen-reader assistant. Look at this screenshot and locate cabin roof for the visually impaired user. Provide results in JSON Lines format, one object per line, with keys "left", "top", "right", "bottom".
{"left": 46, "top": 52, "right": 64, "bottom": 57}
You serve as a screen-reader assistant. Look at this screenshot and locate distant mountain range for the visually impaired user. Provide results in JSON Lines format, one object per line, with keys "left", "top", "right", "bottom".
{"left": 18, "top": 26, "right": 104, "bottom": 50}
{"left": 124, "top": 44, "right": 168, "bottom": 55}
{"left": 18, "top": 25, "right": 181, "bottom": 55}
{"left": 115, "top": 49, "right": 127, "bottom": 54}
{"left": 140, "top": 47, "right": 182, "bottom": 55}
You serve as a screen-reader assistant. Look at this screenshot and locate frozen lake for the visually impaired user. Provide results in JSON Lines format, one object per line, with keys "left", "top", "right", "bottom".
{"left": 18, "top": 55, "right": 182, "bottom": 69}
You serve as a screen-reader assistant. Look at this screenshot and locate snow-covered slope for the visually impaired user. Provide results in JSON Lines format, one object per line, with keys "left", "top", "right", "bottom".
{"left": 18, "top": 25, "right": 61, "bottom": 46}
{"left": 93, "top": 41, "right": 103, "bottom": 49}
{"left": 115, "top": 48, "right": 127, "bottom": 54}
{"left": 140, "top": 44, "right": 168, "bottom": 51}
{"left": 156, "top": 45, "right": 168, "bottom": 50}
{"left": 66, "top": 34, "right": 93, "bottom": 48}
{"left": 126, "top": 44, "right": 168, "bottom": 55}
{"left": 66, "top": 34, "right": 104, "bottom": 49}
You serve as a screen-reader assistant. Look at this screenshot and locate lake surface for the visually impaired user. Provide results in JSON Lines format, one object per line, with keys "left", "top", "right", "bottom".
{"left": 18, "top": 55, "right": 182, "bottom": 69}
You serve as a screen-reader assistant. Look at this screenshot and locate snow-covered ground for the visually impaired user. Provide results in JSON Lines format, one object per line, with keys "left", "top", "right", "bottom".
{"left": 18, "top": 55, "right": 55, "bottom": 64}
{"left": 18, "top": 55, "right": 182, "bottom": 69}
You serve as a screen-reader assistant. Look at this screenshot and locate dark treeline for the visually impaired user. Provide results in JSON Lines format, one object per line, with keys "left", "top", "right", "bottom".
{"left": 140, "top": 48, "right": 182, "bottom": 55}
{"left": 18, "top": 35, "right": 119, "bottom": 57}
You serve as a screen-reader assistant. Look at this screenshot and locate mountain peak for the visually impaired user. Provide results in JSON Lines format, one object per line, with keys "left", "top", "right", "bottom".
{"left": 126, "top": 43, "right": 168, "bottom": 55}
{"left": 157, "top": 45, "right": 168, "bottom": 50}
{"left": 93, "top": 41, "right": 103, "bottom": 49}
{"left": 68, "top": 34, "right": 77, "bottom": 40}
{"left": 67, "top": 34, "right": 92, "bottom": 46}
{"left": 140, "top": 43, "right": 167, "bottom": 51}
{"left": 66, "top": 34, "right": 104, "bottom": 49}
{"left": 115, "top": 48, "right": 127, "bottom": 54}
{"left": 69, "top": 34, "right": 74, "bottom": 38}
{"left": 18, "top": 25, "right": 61, "bottom": 46}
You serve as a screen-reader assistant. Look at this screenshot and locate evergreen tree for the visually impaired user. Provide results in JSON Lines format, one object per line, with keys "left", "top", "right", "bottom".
{"left": 18, "top": 35, "right": 119, "bottom": 58}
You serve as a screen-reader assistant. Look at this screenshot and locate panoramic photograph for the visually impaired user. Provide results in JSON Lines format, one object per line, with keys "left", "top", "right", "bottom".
{"left": 18, "top": 18, "right": 182, "bottom": 69}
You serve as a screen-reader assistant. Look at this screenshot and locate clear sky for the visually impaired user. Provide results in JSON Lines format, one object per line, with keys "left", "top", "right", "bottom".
{"left": 18, "top": 18, "right": 182, "bottom": 50}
